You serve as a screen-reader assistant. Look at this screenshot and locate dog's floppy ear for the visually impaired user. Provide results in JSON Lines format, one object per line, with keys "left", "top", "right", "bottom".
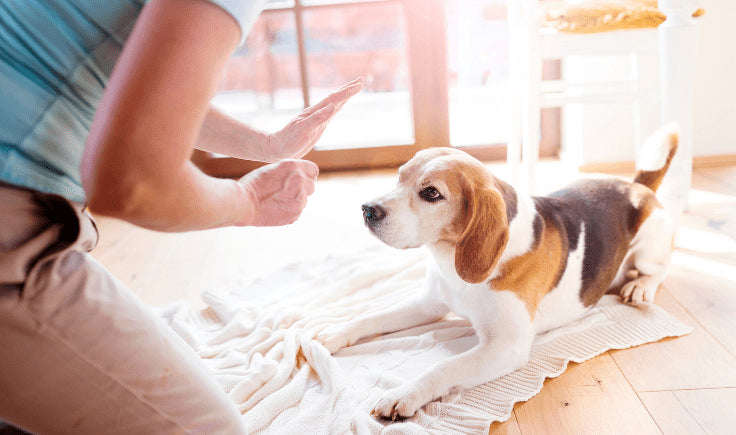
{"left": 455, "top": 184, "right": 509, "bottom": 284}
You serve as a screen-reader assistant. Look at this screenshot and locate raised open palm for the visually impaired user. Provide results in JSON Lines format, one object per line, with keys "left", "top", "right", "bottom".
{"left": 264, "top": 77, "right": 364, "bottom": 161}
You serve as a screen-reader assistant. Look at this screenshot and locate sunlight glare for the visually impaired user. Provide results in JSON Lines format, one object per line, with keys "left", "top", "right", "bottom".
{"left": 671, "top": 251, "right": 736, "bottom": 284}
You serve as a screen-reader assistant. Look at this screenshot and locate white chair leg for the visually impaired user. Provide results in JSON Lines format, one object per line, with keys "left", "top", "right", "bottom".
{"left": 507, "top": 30, "right": 522, "bottom": 186}
{"left": 522, "top": 42, "right": 541, "bottom": 194}
{"left": 506, "top": 1, "right": 526, "bottom": 187}
{"left": 658, "top": 0, "right": 700, "bottom": 226}
{"left": 630, "top": 52, "right": 644, "bottom": 160}
{"left": 520, "top": 0, "right": 541, "bottom": 195}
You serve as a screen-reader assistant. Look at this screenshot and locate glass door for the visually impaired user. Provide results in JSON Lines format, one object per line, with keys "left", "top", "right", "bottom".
{"left": 196, "top": 0, "right": 450, "bottom": 176}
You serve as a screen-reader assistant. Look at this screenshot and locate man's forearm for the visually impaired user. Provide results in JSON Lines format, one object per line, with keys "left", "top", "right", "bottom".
{"left": 196, "top": 106, "right": 271, "bottom": 162}
{"left": 86, "top": 161, "right": 256, "bottom": 232}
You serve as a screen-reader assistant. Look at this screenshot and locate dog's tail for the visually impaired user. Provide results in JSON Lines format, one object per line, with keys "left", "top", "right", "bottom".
{"left": 633, "top": 123, "right": 679, "bottom": 192}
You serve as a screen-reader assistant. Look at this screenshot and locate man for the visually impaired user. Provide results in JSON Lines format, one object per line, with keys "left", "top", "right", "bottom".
{"left": 0, "top": 0, "right": 363, "bottom": 432}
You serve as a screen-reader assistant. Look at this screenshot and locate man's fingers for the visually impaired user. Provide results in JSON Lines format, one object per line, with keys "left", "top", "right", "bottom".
{"left": 270, "top": 78, "right": 364, "bottom": 160}
{"left": 279, "top": 157, "right": 318, "bottom": 177}
{"left": 299, "top": 77, "right": 364, "bottom": 117}
{"left": 298, "top": 159, "right": 320, "bottom": 180}
{"left": 282, "top": 172, "right": 306, "bottom": 199}
{"left": 280, "top": 162, "right": 316, "bottom": 205}
{"left": 324, "top": 77, "right": 365, "bottom": 103}
{"left": 238, "top": 159, "right": 320, "bottom": 227}
{"left": 300, "top": 86, "right": 356, "bottom": 117}
{"left": 333, "top": 77, "right": 365, "bottom": 98}
{"left": 296, "top": 103, "right": 335, "bottom": 132}
{"left": 304, "top": 176, "right": 316, "bottom": 195}
{"left": 331, "top": 78, "right": 364, "bottom": 103}
{"left": 338, "top": 76, "right": 365, "bottom": 89}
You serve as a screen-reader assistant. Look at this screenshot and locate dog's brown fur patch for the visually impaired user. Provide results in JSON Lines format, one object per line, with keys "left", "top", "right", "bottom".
{"left": 489, "top": 214, "right": 567, "bottom": 318}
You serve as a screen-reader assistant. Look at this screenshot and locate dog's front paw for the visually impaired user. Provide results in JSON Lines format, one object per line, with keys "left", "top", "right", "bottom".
{"left": 370, "top": 386, "right": 429, "bottom": 421}
{"left": 620, "top": 276, "right": 659, "bottom": 305}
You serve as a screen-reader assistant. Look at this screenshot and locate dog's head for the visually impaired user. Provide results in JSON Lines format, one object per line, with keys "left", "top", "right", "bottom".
{"left": 362, "top": 148, "right": 510, "bottom": 284}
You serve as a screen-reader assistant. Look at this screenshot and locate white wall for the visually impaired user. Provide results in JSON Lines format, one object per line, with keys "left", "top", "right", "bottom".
{"left": 561, "top": 51, "right": 660, "bottom": 166}
{"left": 561, "top": 0, "right": 736, "bottom": 166}
{"left": 691, "top": 0, "right": 736, "bottom": 157}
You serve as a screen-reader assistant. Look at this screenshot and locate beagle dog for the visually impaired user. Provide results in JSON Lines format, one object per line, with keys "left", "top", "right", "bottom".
{"left": 319, "top": 124, "right": 678, "bottom": 420}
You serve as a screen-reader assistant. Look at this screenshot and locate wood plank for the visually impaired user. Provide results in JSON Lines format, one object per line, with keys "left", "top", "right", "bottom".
{"left": 639, "top": 388, "right": 736, "bottom": 435}
{"left": 512, "top": 353, "right": 660, "bottom": 435}
{"left": 665, "top": 258, "right": 736, "bottom": 357}
{"left": 688, "top": 167, "right": 736, "bottom": 246}
{"left": 90, "top": 225, "right": 172, "bottom": 297}
{"left": 488, "top": 411, "right": 522, "bottom": 435}
{"left": 90, "top": 215, "right": 137, "bottom": 259}
{"left": 141, "top": 229, "right": 228, "bottom": 308}
{"left": 637, "top": 390, "right": 706, "bottom": 435}
{"left": 667, "top": 166, "right": 736, "bottom": 355}
{"left": 610, "top": 288, "right": 736, "bottom": 392}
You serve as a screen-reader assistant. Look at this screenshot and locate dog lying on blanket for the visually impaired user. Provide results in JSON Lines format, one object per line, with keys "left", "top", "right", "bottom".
{"left": 318, "top": 124, "right": 678, "bottom": 420}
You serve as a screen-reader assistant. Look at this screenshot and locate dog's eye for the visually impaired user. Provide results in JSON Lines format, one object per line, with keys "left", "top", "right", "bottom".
{"left": 419, "top": 186, "right": 444, "bottom": 202}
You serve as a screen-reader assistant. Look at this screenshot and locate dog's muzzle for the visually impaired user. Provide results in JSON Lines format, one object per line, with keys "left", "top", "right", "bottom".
{"left": 362, "top": 203, "right": 386, "bottom": 226}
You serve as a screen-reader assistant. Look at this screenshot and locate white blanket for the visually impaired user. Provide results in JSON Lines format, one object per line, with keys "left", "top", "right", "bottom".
{"left": 157, "top": 247, "right": 692, "bottom": 434}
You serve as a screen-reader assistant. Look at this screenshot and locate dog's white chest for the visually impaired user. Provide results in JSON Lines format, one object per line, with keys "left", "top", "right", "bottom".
{"left": 425, "top": 248, "right": 527, "bottom": 327}
{"left": 424, "top": 249, "right": 475, "bottom": 313}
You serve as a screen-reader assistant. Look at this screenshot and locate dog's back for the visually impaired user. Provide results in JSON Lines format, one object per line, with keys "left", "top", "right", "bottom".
{"left": 540, "top": 125, "right": 679, "bottom": 309}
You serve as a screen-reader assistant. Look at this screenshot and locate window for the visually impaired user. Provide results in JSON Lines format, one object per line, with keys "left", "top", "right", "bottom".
{"left": 195, "top": 0, "right": 558, "bottom": 177}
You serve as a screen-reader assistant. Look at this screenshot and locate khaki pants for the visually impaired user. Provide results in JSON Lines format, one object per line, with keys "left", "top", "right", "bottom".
{"left": 0, "top": 184, "right": 245, "bottom": 434}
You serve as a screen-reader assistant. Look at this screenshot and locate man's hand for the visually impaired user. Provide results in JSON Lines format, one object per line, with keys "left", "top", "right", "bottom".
{"left": 264, "top": 77, "right": 365, "bottom": 161}
{"left": 236, "top": 159, "right": 319, "bottom": 227}
{"left": 196, "top": 78, "right": 364, "bottom": 163}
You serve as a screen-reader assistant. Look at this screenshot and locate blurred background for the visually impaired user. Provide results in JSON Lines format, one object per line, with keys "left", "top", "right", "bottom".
{"left": 212, "top": 0, "right": 513, "bottom": 154}
{"left": 206, "top": 0, "right": 735, "bottom": 174}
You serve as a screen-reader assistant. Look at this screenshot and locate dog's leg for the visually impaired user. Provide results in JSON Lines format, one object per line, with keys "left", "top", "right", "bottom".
{"left": 620, "top": 208, "right": 674, "bottom": 305}
{"left": 371, "top": 327, "right": 534, "bottom": 420}
{"left": 371, "top": 291, "right": 534, "bottom": 420}
{"left": 317, "top": 293, "right": 449, "bottom": 354}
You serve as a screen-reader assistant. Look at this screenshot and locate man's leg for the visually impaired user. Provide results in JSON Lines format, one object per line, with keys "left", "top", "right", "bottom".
{"left": 0, "top": 186, "right": 245, "bottom": 434}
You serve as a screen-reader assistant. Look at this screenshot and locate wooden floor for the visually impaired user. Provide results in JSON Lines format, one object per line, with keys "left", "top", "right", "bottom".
{"left": 90, "top": 161, "right": 736, "bottom": 435}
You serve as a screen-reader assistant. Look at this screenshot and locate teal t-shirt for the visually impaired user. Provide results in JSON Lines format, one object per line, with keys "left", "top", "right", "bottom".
{"left": 0, "top": 0, "right": 264, "bottom": 203}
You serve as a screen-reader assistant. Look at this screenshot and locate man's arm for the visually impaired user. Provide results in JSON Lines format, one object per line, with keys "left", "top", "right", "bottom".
{"left": 196, "top": 106, "right": 270, "bottom": 162}
{"left": 81, "top": 0, "right": 316, "bottom": 232}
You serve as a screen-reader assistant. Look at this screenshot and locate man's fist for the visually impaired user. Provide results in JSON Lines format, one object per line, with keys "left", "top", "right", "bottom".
{"left": 236, "top": 159, "right": 319, "bottom": 227}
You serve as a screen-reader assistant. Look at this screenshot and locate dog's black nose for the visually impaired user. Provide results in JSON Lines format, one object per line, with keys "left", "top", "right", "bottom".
{"left": 362, "top": 203, "right": 386, "bottom": 225}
